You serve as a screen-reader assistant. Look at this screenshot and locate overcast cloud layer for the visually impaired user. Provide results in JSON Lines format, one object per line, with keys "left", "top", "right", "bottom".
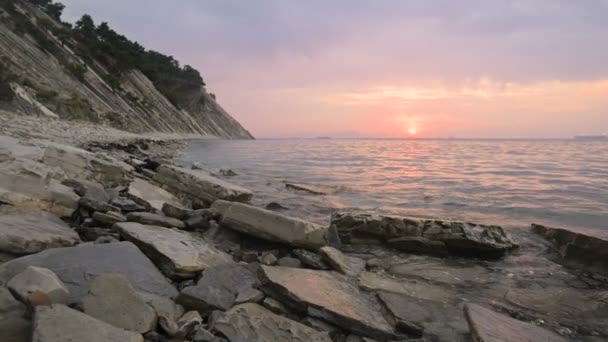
{"left": 61, "top": 0, "right": 608, "bottom": 138}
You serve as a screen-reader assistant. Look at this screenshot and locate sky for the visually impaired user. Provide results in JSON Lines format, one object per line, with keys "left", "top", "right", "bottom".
{"left": 60, "top": 0, "right": 608, "bottom": 138}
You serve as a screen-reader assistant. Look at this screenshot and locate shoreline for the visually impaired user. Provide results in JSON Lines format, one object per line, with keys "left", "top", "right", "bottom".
{"left": 0, "top": 114, "right": 607, "bottom": 341}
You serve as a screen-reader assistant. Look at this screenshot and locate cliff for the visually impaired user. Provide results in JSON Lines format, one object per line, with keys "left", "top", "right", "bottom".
{"left": 0, "top": 0, "right": 253, "bottom": 139}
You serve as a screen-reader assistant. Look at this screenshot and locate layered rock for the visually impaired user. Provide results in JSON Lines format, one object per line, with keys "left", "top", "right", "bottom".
{"left": 0, "top": 206, "right": 80, "bottom": 255}
{"left": 212, "top": 303, "right": 332, "bottom": 342}
{"left": 532, "top": 223, "right": 608, "bottom": 272}
{"left": 332, "top": 211, "right": 517, "bottom": 258}
{"left": 464, "top": 304, "right": 567, "bottom": 342}
{"left": 128, "top": 178, "right": 184, "bottom": 212}
{"left": 0, "top": 242, "right": 178, "bottom": 303}
{"left": 126, "top": 212, "right": 185, "bottom": 229}
{"left": 259, "top": 266, "right": 395, "bottom": 340}
{"left": 213, "top": 200, "right": 329, "bottom": 250}
{"left": 113, "top": 222, "right": 234, "bottom": 279}
{"left": 32, "top": 304, "right": 143, "bottom": 342}
{"left": 153, "top": 165, "right": 253, "bottom": 207}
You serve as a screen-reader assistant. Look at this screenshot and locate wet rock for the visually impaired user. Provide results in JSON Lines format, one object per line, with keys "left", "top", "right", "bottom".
{"left": 81, "top": 274, "right": 157, "bottom": 333}
{"left": 211, "top": 303, "right": 333, "bottom": 342}
{"left": 0, "top": 242, "right": 178, "bottom": 303}
{"left": 153, "top": 165, "right": 253, "bottom": 206}
{"left": 266, "top": 201, "right": 289, "bottom": 211}
{"left": 263, "top": 297, "right": 290, "bottom": 315}
{"left": 218, "top": 168, "right": 238, "bottom": 177}
{"left": 32, "top": 304, "right": 143, "bottom": 342}
{"left": 93, "top": 211, "right": 127, "bottom": 225}
{"left": 532, "top": 224, "right": 608, "bottom": 272}
{"left": 320, "top": 246, "right": 365, "bottom": 276}
{"left": 177, "top": 264, "right": 259, "bottom": 312}
{"left": 113, "top": 222, "right": 234, "bottom": 279}
{"left": 387, "top": 237, "right": 448, "bottom": 257}
{"left": 285, "top": 181, "right": 338, "bottom": 195}
{"left": 277, "top": 257, "right": 303, "bottom": 268}
{"left": 128, "top": 177, "right": 184, "bottom": 212}
{"left": 293, "top": 249, "right": 330, "bottom": 270}
{"left": 464, "top": 303, "right": 568, "bottom": 342}
{"left": 0, "top": 206, "right": 80, "bottom": 255}
{"left": 0, "top": 287, "right": 30, "bottom": 342}
{"left": 126, "top": 212, "right": 186, "bottom": 229}
{"left": 332, "top": 211, "right": 517, "bottom": 258}
{"left": 213, "top": 200, "right": 329, "bottom": 249}
{"left": 42, "top": 143, "right": 133, "bottom": 184}
{"left": 259, "top": 266, "right": 395, "bottom": 340}
{"left": 0, "top": 158, "right": 79, "bottom": 217}
{"left": 8, "top": 266, "right": 69, "bottom": 305}
{"left": 111, "top": 197, "right": 145, "bottom": 212}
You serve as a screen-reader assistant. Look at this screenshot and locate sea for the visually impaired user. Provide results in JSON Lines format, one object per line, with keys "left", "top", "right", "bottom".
{"left": 180, "top": 139, "right": 608, "bottom": 231}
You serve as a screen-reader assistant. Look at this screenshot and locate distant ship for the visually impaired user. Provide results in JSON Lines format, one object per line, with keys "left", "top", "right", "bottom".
{"left": 574, "top": 134, "right": 607, "bottom": 141}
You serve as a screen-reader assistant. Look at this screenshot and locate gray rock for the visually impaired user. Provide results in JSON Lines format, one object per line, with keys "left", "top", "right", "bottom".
{"left": 0, "top": 206, "right": 80, "bottom": 255}
{"left": 293, "top": 249, "right": 330, "bottom": 270}
{"left": 262, "top": 297, "right": 290, "bottom": 315}
{"left": 111, "top": 197, "right": 145, "bottom": 212}
{"left": 126, "top": 212, "right": 186, "bottom": 229}
{"left": 176, "top": 310, "right": 203, "bottom": 338}
{"left": 320, "top": 246, "right": 365, "bottom": 276}
{"left": 265, "top": 201, "right": 289, "bottom": 211}
{"left": 0, "top": 242, "right": 178, "bottom": 304}
{"left": 62, "top": 178, "right": 109, "bottom": 203}
{"left": 234, "top": 288, "right": 264, "bottom": 304}
{"left": 259, "top": 266, "right": 395, "bottom": 340}
{"left": 177, "top": 264, "right": 259, "bottom": 312}
{"left": 78, "top": 196, "right": 118, "bottom": 213}
{"left": 77, "top": 226, "right": 118, "bottom": 242}
{"left": 7, "top": 266, "right": 69, "bottom": 305}
{"left": 185, "top": 214, "right": 213, "bottom": 231}
{"left": 153, "top": 165, "right": 253, "bottom": 207}
{"left": 277, "top": 257, "right": 303, "bottom": 268}
{"left": 138, "top": 291, "right": 185, "bottom": 322}
{"left": 93, "top": 211, "right": 127, "bottom": 225}
{"left": 359, "top": 272, "right": 454, "bottom": 303}
{"left": 260, "top": 253, "right": 278, "bottom": 265}
{"left": 128, "top": 177, "right": 184, "bottom": 212}
{"left": 94, "top": 235, "right": 119, "bottom": 244}
{"left": 144, "top": 331, "right": 168, "bottom": 342}
{"left": 81, "top": 274, "right": 157, "bottom": 333}
{"left": 532, "top": 223, "right": 608, "bottom": 272}
{"left": 193, "top": 327, "right": 217, "bottom": 342}
{"left": 387, "top": 237, "right": 448, "bottom": 257}
{"left": 0, "top": 158, "right": 79, "bottom": 217}
{"left": 0, "top": 287, "right": 29, "bottom": 342}
{"left": 332, "top": 211, "right": 517, "bottom": 258}
{"left": 162, "top": 202, "right": 195, "bottom": 220}
{"left": 211, "top": 303, "right": 332, "bottom": 342}
{"left": 32, "top": 304, "right": 143, "bottom": 342}
{"left": 464, "top": 304, "right": 568, "bottom": 342}
{"left": 42, "top": 143, "right": 133, "bottom": 184}
{"left": 113, "top": 222, "right": 234, "bottom": 279}
{"left": 213, "top": 200, "right": 329, "bottom": 249}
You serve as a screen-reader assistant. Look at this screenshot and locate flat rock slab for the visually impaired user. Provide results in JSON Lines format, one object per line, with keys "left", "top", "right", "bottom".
{"left": 332, "top": 211, "right": 517, "bottom": 258}
{"left": 153, "top": 165, "right": 253, "bottom": 207}
{"left": 532, "top": 224, "right": 608, "bottom": 272}
{"left": 464, "top": 303, "right": 567, "bottom": 342}
{"left": 126, "top": 212, "right": 185, "bottom": 229}
{"left": 0, "top": 206, "right": 80, "bottom": 255}
{"left": 212, "top": 303, "right": 332, "bottom": 342}
{"left": 0, "top": 158, "right": 79, "bottom": 217}
{"left": 32, "top": 304, "right": 143, "bottom": 342}
{"left": 388, "top": 259, "right": 495, "bottom": 287}
{"left": 7, "top": 266, "right": 69, "bottom": 305}
{"left": 113, "top": 222, "right": 234, "bottom": 279}
{"left": 259, "top": 266, "right": 395, "bottom": 340}
{"left": 81, "top": 274, "right": 157, "bottom": 333}
{"left": 0, "top": 242, "right": 178, "bottom": 303}
{"left": 128, "top": 178, "right": 184, "bottom": 212}
{"left": 320, "top": 246, "right": 365, "bottom": 276}
{"left": 213, "top": 200, "right": 329, "bottom": 249}
{"left": 284, "top": 181, "right": 339, "bottom": 195}
{"left": 359, "top": 272, "right": 454, "bottom": 303}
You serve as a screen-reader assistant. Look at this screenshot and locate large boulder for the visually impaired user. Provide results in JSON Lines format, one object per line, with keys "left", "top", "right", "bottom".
{"left": 0, "top": 158, "right": 79, "bottom": 217}
{"left": 211, "top": 303, "right": 332, "bottom": 342}
{"left": 81, "top": 274, "right": 157, "bottom": 333}
{"left": 464, "top": 304, "right": 567, "bottom": 342}
{"left": 0, "top": 206, "right": 80, "bottom": 255}
{"left": 0, "top": 242, "right": 178, "bottom": 303}
{"left": 177, "top": 264, "right": 259, "bottom": 312}
{"left": 212, "top": 200, "right": 329, "bottom": 250}
{"left": 259, "top": 266, "right": 395, "bottom": 340}
{"left": 42, "top": 143, "right": 133, "bottom": 184}
{"left": 113, "top": 222, "right": 234, "bottom": 279}
{"left": 532, "top": 223, "right": 608, "bottom": 272}
{"left": 7, "top": 266, "right": 69, "bottom": 305}
{"left": 32, "top": 304, "right": 143, "bottom": 342}
{"left": 153, "top": 165, "right": 252, "bottom": 207}
{"left": 128, "top": 178, "right": 184, "bottom": 212}
{"left": 332, "top": 211, "right": 517, "bottom": 258}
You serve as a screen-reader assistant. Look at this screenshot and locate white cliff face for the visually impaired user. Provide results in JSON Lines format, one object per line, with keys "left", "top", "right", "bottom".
{"left": 0, "top": 1, "right": 253, "bottom": 139}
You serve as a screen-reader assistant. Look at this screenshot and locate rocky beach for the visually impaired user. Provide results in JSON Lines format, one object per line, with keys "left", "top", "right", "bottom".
{"left": 0, "top": 113, "right": 606, "bottom": 342}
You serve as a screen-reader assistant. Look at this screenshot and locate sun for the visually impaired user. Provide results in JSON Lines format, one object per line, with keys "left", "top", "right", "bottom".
{"left": 408, "top": 127, "right": 417, "bottom": 135}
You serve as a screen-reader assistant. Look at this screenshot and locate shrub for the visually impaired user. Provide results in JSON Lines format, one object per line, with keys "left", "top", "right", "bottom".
{"left": 66, "top": 62, "right": 87, "bottom": 81}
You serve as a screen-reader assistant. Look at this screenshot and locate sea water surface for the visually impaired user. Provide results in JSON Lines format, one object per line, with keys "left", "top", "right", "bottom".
{"left": 180, "top": 139, "right": 608, "bottom": 230}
